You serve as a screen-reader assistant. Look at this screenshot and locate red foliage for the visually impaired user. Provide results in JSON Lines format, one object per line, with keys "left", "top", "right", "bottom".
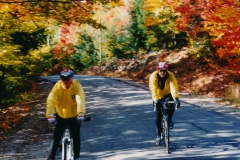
{"left": 28, "top": 81, "right": 37, "bottom": 94}
{"left": 52, "top": 22, "right": 80, "bottom": 58}
{"left": 172, "top": 0, "right": 240, "bottom": 71}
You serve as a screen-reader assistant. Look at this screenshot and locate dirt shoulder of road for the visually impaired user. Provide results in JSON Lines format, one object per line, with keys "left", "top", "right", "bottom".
{"left": 0, "top": 79, "right": 54, "bottom": 160}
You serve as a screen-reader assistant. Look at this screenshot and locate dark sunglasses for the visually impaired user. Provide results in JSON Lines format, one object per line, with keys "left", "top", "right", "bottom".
{"left": 160, "top": 70, "right": 167, "bottom": 72}
{"left": 61, "top": 78, "right": 70, "bottom": 81}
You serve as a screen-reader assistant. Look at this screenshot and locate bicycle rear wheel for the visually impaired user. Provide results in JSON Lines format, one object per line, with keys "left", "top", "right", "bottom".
{"left": 163, "top": 119, "right": 170, "bottom": 154}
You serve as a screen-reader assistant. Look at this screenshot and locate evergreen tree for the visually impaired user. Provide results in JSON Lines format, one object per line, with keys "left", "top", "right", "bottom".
{"left": 73, "top": 33, "right": 98, "bottom": 71}
{"left": 129, "top": 0, "right": 147, "bottom": 54}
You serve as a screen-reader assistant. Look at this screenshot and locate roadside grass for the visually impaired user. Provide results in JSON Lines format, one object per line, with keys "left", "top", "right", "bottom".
{"left": 224, "top": 84, "right": 240, "bottom": 107}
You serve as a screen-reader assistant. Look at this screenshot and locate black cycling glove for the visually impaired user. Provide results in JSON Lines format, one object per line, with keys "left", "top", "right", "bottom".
{"left": 174, "top": 98, "right": 180, "bottom": 108}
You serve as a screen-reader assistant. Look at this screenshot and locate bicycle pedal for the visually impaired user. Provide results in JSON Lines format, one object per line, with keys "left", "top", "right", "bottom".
{"left": 169, "top": 123, "right": 174, "bottom": 129}
{"left": 156, "top": 141, "right": 162, "bottom": 146}
{"left": 156, "top": 139, "right": 163, "bottom": 146}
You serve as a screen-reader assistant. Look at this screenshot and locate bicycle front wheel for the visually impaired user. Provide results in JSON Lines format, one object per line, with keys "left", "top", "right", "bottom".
{"left": 163, "top": 119, "right": 170, "bottom": 154}
{"left": 63, "top": 139, "right": 68, "bottom": 160}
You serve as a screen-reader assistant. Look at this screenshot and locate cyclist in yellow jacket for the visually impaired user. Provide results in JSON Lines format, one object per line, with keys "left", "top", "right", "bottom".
{"left": 149, "top": 62, "right": 180, "bottom": 145}
{"left": 46, "top": 69, "right": 86, "bottom": 160}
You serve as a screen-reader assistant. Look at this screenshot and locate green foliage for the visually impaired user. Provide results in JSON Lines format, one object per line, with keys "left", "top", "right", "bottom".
{"left": 73, "top": 33, "right": 99, "bottom": 71}
{"left": 10, "top": 29, "right": 46, "bottom": 55}
{"left": 0, "top": 53, "right": 32, "bottom": 108}
{"left": 0, "top": 13, "right": 48, "bottom": 107}
{"left": 129, "top": 0, "right": 147, "bottom": 54}
{"left": 189, "top": 32, "right": 215, "bottom": 60}
{"left": 143, "top": 1, "right": 186, "bottom": 51}
{"left": 28, "top": 45, "right": 55, "bottom": 75}
{"left": 0, "top": 42, "right": 54, "bottom": 108}
{"left": 106, "top": 26, "right": 135, "bottom": 58}
{"left": 112, "top": 48, "right": 133, "bottom": 59}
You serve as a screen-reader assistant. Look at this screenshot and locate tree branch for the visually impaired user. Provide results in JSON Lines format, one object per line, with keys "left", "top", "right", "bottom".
{"left": 0, "top": 0, "right": 88, "bottom": 3}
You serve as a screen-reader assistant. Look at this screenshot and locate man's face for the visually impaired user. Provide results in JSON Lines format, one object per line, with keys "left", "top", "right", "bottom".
{"left": 61, "top": 77, "right": 73, "bottom": 89}
{"left": 158, "top": 70, "right": 167, "bottom": 78}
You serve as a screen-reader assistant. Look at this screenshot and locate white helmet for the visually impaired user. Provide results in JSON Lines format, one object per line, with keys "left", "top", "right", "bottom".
{"left": 157, "top": 62, "right": 168, "bottom": 70}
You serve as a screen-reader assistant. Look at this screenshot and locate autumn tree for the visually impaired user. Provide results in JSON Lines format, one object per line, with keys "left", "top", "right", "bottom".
{"left": 103, "top": 1, "right": 133, "bottom": 58}
{"left": 172, "top": 0, "right": 240, "bottom": 70}
{"left": 0, "top": 0, "right": 92, "bottom": 106}
{"left": 143, "top": 0, "right": 181, "bottom": 50}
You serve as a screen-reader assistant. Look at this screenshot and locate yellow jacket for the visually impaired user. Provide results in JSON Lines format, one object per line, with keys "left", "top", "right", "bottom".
{"left": 46, "top": 79, "right": 86, "bottom": 119}
{"left": 149, "top": 70, "right": 179, "bottom": 101}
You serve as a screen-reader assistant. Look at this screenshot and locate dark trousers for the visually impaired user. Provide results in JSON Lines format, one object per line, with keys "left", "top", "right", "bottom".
{"left": 155, "top": 93, "right": 175, "bottom": 137}
{"left": 49, "top": 114, "right": 81, "bottom": 159}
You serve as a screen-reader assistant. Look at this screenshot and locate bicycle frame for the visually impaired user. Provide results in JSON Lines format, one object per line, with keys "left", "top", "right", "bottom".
{"left": 160, "top": 101, "right": 174, "bottom": 154}
{"left": 62, "top": 127, "right": 74, "bottom": 160}
{"left": 161, "top": 104, "right": 169, "bottom": 120}
{"left": 61, "top": 117, "right": 91, "bottom": 160}
{"left": 49, "top": 116, "right": 91, "bottom": 160}
{"left": 161, "top": 101, "right": 174, "bottom": 120}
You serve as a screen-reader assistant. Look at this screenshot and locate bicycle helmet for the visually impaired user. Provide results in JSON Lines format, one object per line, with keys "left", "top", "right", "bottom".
{"left": 156, "top": 62, "right": 168, "bottom": 70}
{"left": 60, "top": 69, "right": 74, "bottom": 78}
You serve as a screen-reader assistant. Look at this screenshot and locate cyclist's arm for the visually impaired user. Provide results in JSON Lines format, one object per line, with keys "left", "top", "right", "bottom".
{"left": 46, "top": 84, "right": 58, "bottom": 118}
{"left": 168, "top": 72, "right": 179, "bottom": 99}
{"left": 75, "top": 81, "right": 86, "bottom": 116}
{"left": 149, "top": 71, "right": 161, "bottom": 101}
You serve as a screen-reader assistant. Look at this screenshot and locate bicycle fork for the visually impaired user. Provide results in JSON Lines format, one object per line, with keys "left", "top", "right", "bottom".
{"left": 161, "top": 115, "right": 168, "bottom": 134}
{"left": 62, "top": 129, "right": 74, "bottom": 160}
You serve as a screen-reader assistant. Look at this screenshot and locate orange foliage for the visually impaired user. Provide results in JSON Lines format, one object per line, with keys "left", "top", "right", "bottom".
{"left": 28, "top": 81, "right": 37, "bottom": 94}
{"left": 0, "top": 80, "right": 37, "bottom": 139}
{"left": 172, "top": 0, "right": 240, "bottom": 71}
{"left": 101, "top": 4, "right": 131, "bottom": 31}
{"left": 0, "top": 105, "right": 30, "bottom": 130}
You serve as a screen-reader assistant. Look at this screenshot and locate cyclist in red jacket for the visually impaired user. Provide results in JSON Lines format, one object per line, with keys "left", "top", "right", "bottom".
{"left": 46, "top": 69, "right": 86, "bottom": 160}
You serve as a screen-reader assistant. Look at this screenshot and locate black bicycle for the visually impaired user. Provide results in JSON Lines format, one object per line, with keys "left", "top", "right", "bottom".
{"left": 155, "top": 100, "right": 174, "bottom": 154}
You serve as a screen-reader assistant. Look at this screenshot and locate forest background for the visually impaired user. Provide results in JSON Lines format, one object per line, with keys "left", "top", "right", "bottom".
{"left": 0, "top": 0, "right": 239, "bottom": 130}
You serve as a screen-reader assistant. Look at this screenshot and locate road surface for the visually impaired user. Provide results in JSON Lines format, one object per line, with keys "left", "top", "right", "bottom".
{"left": 42, "top": 75, "right": 240, "bottom": 160}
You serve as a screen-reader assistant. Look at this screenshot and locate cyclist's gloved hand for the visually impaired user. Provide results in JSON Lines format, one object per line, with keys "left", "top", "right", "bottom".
{"left": 174, "top": 98, "right": 180, "bottom": 108}
{"left": 154, "top": 99, "right": 162, "bottom": 111}
{"left": 154, "top": 99, "right": 161, "bottom": 105}
{"left": 47, "top": 114, "right": 56, "bottom": 125}
{"left": 77, "top": 114, "right": 84, "bottom": 124}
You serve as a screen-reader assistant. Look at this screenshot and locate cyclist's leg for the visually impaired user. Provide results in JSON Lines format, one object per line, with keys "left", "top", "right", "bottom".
{"left": 155, "top": 102, "right": 163, "bottom": 141}
{"left": 164, "top": 94, "right": 175, "bottom": 126}
{"left": 70, "top": 118, "right": 81, "bottom": 159}
{"left": 48, "top": 114, "right": 65, "bottom": 160}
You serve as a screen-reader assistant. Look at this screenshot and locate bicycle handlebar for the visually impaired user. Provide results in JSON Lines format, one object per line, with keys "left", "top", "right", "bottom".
{"left": 162, "top": 101, "right": 177, "bottom": 110}
{"left": 84, "top": 116, "right": 91, "bottom": 122}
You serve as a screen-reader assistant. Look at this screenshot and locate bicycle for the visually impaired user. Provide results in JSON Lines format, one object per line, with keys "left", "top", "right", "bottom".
{"left": 49, "top": 116, "right": 91, "bottom": 160}
{"left": 62, "top": 125, "right": 73, "bottom": 160}
{"left": 154, "top": 100, "right": 174, "bottom": 154}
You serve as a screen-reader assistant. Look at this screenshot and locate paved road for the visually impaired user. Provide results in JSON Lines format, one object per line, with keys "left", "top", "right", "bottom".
{"left": 42, "top": 75, "right": 240, "bottom": 160}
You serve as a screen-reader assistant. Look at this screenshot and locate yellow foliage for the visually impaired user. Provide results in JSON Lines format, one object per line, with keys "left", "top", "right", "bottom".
{"left": 145, "top": 17, "right": 160, "bottom": 26}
